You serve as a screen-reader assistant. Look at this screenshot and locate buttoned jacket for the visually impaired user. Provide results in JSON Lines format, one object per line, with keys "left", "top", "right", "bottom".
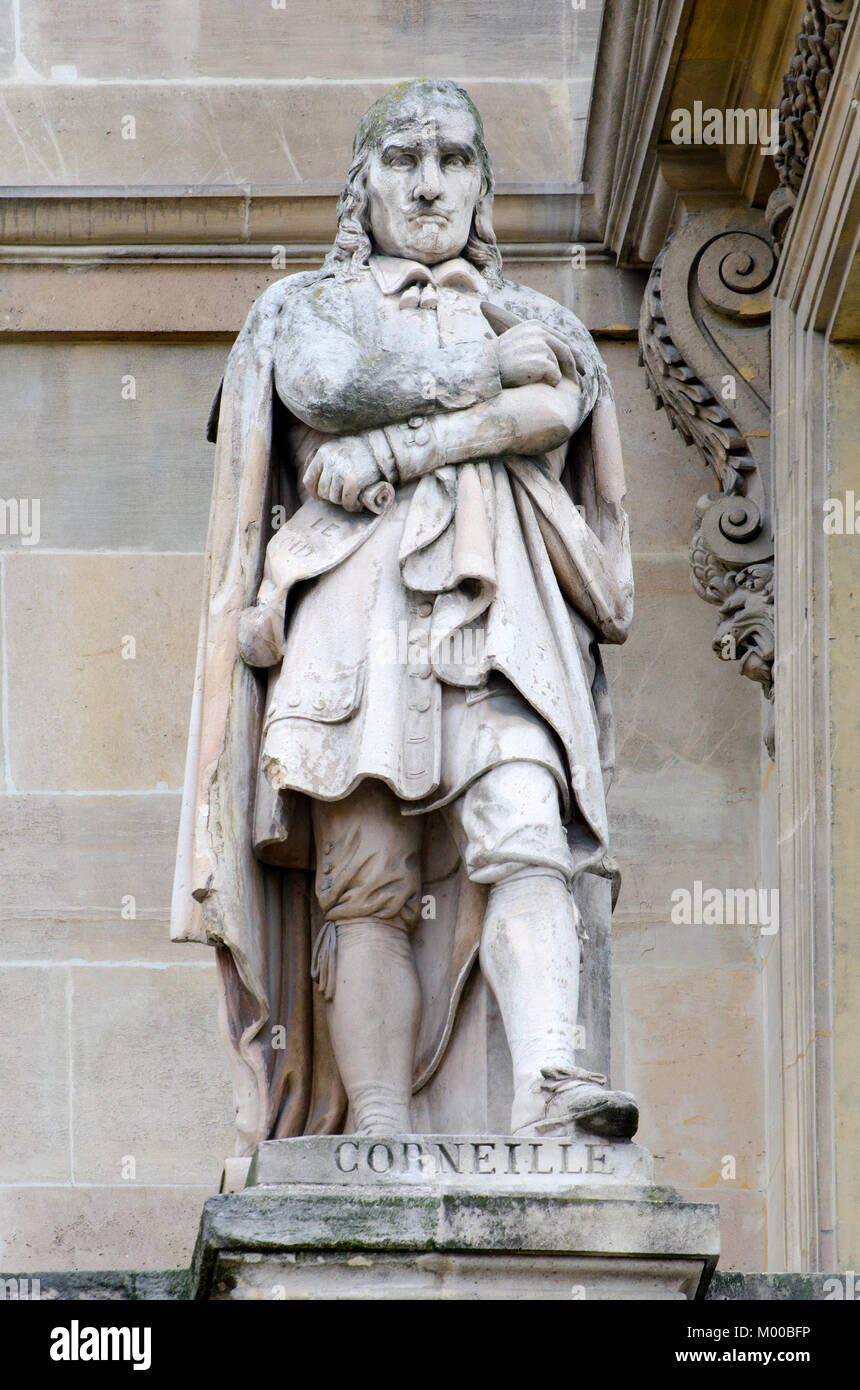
{"left": 238, "top": 256, "right": 633, "bottom": 870}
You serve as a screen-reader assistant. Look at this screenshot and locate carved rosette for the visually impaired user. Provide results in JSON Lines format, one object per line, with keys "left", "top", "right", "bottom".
{"left": 638, "top": 211, "right": 776, "bottom": 755}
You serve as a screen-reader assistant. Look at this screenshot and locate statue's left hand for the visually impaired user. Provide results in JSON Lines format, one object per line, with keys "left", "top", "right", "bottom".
{"left": 302, "top": 436, "right": 385, "bottom": 511}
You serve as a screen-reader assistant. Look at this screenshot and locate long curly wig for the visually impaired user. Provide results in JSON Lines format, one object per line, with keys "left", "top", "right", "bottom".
{"left": 324, "top": 79, "right": 503, "bottom": 288}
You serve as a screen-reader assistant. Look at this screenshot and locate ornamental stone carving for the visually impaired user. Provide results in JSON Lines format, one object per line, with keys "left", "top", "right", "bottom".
{"left": 638, "top": 208, "right": 775, "bottom": 753}
{"left": 768, "top": 0, "right": 857, "bottom": 252}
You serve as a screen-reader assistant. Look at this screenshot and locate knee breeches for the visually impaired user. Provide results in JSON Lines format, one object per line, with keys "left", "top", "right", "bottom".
{"left": 311, "top": 760, "right": 575, "bottom": 933}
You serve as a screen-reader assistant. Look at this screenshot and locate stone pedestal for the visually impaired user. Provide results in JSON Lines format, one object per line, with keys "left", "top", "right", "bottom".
{"left": 191, "top": 1136, "right": 719, "bottom": 1300}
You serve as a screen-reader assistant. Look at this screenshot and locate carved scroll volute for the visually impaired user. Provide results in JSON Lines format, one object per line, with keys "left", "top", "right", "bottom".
{"left": 638, "top": 207, "right": 776, "bottom": 754}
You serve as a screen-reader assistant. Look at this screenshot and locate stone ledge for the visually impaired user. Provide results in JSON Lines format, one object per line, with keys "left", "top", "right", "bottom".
{"left": 1, "top": 1268, "right": 848, "bottom": 1301}
{"left": 0, "top": 260, "right": 644, "bottom": 339}
{"left": 0, "top": 1269, "right": 189, "bottom": 1300}
{"left": 189, "top": 1185, "right": 719, "bottom": 1300}
{"left": 707, "top": 1272, "right": 857, "bottom": 1301}
{"left": 0, "top": 186, "right": 589, "bottom": 252}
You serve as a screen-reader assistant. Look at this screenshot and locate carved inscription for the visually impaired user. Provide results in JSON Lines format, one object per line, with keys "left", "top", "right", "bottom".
{"left": 333, "top": 1137, "right": 616, "bottom": 1179}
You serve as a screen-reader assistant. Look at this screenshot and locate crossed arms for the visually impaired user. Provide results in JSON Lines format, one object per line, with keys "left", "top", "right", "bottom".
{"left": 238, "top": 310, "right": 590, "bottom": 666}
{"left": 275, "top": 309, "right": 590, "bottom": 511}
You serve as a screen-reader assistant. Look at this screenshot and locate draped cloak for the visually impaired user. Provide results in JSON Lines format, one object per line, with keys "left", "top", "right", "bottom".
{"left": 170, "top": 264, "right": 633, "bottom": 1156}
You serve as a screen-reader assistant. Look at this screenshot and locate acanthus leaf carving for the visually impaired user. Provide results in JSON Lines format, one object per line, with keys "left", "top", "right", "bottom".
{"left": 767, "top": 0, "right": 856, "bottom": 253}
{"left": 638, "top": 209, "right": 775, "bottom": 756}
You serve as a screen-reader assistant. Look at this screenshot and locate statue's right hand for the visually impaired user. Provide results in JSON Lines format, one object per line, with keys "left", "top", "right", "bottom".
{"left": 238, "top": 602, "right": 284, "bottom": 669}
{"left": 497, "top": 320, "right": 566, "bottom": 389}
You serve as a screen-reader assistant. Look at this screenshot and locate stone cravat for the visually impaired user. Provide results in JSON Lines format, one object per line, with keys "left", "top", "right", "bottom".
{"left": 368, "top": 253, "right": 488, "bottom": 311}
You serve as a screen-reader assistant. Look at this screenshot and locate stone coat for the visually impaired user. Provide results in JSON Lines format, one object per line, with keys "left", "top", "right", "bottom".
{"left": 245, "top": 256, "right": 632, "bottom": 877}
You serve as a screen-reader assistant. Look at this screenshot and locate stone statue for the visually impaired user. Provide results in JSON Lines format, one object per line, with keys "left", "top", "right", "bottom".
{"left": 172, "top": 79, "right": 638, "bottom": 1155}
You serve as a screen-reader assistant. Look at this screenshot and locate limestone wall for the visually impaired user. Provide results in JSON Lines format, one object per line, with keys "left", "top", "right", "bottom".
{"left": 1, "top": 0, "right": 599, "bottom": 186}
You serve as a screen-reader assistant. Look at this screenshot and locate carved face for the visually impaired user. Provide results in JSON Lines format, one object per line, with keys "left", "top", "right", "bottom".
{"left": 364, "top": 108, "right": 484, "bottom": 265}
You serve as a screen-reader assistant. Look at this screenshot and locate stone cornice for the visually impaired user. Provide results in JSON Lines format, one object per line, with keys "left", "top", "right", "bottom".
{"left": 586, "top": 0, "right": 694, "bottom": 260}
{"left": 0, "top": 184, "right": 590, "bottom": 261}
{"left": 586, "top": 0, "right": 801, "bottom": 263}
{"left": 0, "top": 184, "right": 625, "bottom": 338}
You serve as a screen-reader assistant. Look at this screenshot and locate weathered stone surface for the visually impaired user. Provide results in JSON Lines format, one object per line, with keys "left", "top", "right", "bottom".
{"left": 0, "top": 5, "right": 12, "bottom": 76}
{"left": 571, "top": 268, "right": 649, "bottom": 341}
{"left": 209, "top": 1249, "right": 711, "bottom": 1300}
{"left": 0, "top": 81, "right": 583, "bottom": 185}
{"left": 0, "top": 792, "right": 209, "bottom": 962}
{"left": 0, "top": 965, "right": 70, "bottom": 1182}
{"left": 0, "top": 13, "right": 807, "bottom": 1281}
{"left": 70, "top": 964, "right": 233, "bottom": 1186}
{"left": 603, "top": 342, "right": 720, "bottom": 552}
{"left": 0, "top": 1185, "right": 216, "bottom": 1272}
{"left": 602, "top": 555, "right": 763, "bottom": 774}
{"left": 0, "top": 344, "right": 222, "bottom": 551}
{"left": 707, "top": 1271, "right": 855, "bottom": 1300}
{"left": 5, "top": 1265, "right": 848, "bottom": 1301}
{"left": 10, "top": 1, "right": 600, "bottom": 84}
{"left": 617, "top": 965, "right": 764, "bottom": 1196}
{"left": 411, "top": 966, "right": 519, "bottom": 1135}
{"left": 602, "top": 544, "right": 767, "bottom": 1232}
{"left": 827, "top": 342, "right": 860, "bottom": 1271}
{"left": 0, "top": 1269, "right": 189, "bottom": 1300}
{"left": 678, "top": 1187, "right": 766, "bottom": 1274}
{"left": 0, "top": 263, "right": 649, "bottom": 340}
{"left": 596, "top": 546, "right": 765, "bottom": 1269}
{"left": 609, "top": 764, "right": 763, "bottom": 944}
{"left": 4, "top": 553, "right": 201, "bottom": 790}
{"left": 191, "top": 1183, "right": 719, "bottom": 1300}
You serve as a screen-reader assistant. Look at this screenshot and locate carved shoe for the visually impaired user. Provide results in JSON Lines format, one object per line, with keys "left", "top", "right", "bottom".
{"left": 513, "top": 1067, "right": 639, "bottom": 1140}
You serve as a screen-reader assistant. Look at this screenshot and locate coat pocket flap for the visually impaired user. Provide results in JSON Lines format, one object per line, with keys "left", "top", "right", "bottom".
{"left": 266, "top": 661, "right": 365, "bottom": 726}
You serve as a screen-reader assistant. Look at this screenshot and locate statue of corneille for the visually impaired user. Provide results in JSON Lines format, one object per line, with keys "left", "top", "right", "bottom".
{"left": 172, "top": 79, "right": 638, "bottom": 1155}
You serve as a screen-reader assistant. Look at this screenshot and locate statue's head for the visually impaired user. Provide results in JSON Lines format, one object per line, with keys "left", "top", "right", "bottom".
{"left": 326, "top": 79, "right": 503, "bottom": 286}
